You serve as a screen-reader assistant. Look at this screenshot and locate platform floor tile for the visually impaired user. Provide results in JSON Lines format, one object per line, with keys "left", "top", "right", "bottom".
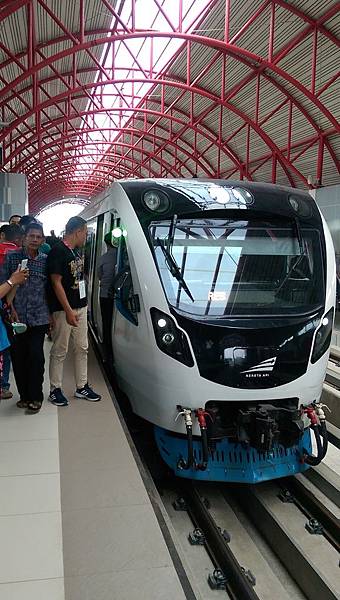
{"left": 0, "top": 578, "right": 65, "bottom": 600}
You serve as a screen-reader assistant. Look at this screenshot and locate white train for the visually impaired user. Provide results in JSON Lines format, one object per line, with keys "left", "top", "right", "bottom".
{"left": 82, "top": 179, "right": 335, "bottom": 483}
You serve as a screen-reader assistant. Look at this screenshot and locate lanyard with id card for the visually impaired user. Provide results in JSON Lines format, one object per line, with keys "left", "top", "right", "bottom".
{"left": 79, "top": 279, "right": 86, "bottom": 299}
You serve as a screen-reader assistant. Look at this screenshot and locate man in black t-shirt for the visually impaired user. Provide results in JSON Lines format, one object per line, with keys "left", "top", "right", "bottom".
{"left": 47, "top": 216, "right": 101, "bottom": 406}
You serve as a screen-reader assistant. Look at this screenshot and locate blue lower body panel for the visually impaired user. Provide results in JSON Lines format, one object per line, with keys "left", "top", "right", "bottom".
{"left": 154, "top": 426, "right": 312, "bottom": 483}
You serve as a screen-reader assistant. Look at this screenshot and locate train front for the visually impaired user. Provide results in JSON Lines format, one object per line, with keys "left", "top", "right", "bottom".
{"left": 139, "top": 180, "right": 335, "bottom": 483}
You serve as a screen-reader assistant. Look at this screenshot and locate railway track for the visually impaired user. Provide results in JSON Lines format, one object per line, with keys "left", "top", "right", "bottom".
{"left": 163, "top": 472, "right": 340, "bottom": 600}
{"left": 281, "top": 476, "right": 340, "bottom": 553}
{"left": 172, "top": 483, "right": 260, "bottom": 600}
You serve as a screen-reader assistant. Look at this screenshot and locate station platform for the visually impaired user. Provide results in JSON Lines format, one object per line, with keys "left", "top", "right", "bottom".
{"left": 0, "top": 342, "right": 186, "bottom": 600}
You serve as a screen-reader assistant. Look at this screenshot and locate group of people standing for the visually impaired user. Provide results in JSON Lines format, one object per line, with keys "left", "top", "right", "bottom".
{"left": 0, "top": 214, "right": 101, "bottom": 414}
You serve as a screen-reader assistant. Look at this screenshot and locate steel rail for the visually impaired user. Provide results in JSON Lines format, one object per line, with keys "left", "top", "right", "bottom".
{"left": 325, "top": 372, "right": 340, "bottom": 391}
{"left": 326, "top": 421, "right": 340, "bottom": 451}
{"left": 182, "top": 483, "right": 260, "bottom": 600}
{"left": 303, "top": 464, "right": 340, "bottom": 510}
{"left": 228, "top": 485, "right": 339, "bottom": 600}
{"left": 281, "top": 476, "right": 340, "bottom": 553}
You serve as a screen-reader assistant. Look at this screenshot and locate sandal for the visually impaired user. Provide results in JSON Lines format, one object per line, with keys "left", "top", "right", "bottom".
{"left": 16, "top": 400, "right": 29, "bottom": 409}
{"left": 26, "top": 401, "right": 42, "bottom": 414}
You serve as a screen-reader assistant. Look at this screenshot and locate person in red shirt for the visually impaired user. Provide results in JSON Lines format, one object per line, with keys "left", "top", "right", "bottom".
{"left": 0, "top": 225, "right": 23, "bottom": 267}
{"left": 0, "top": 226, "right": 17, "bottom": 266}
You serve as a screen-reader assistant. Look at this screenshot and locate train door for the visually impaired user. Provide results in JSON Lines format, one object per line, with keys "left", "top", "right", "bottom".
{"left": 111, "top": 232, "right": 142, "bottom": 397}
{"left": 91, "top": 211, "right": 113, "bottom": 342}
{"left": 85, "top": 218, "right": 97, "bottom": 324}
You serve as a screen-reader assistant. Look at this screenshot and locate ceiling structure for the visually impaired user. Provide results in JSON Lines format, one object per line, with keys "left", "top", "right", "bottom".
{"left": 0, "top": 0, "right": 339, "bottom": 213}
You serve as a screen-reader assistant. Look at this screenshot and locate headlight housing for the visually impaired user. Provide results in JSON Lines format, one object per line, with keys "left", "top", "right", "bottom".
{"left": 150, "top": 308, "right": 194, "bottom": 367}
{"left": 311, "top": 307, "right": 334, "bottom": 364}
{"left": 288, "top": 195, "right": 312, "bottom": 218}
{"left": 142, "top": 189, "right": 170, "bottom": 213}
{"left": 207, "top": 185, "right": 254, "bottom": 207}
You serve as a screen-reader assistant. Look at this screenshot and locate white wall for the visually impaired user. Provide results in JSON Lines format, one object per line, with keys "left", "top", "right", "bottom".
{"left": 0, "top": 172, "right": 28, "bottom": 221}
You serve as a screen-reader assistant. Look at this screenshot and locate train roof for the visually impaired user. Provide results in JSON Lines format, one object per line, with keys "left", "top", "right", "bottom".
{"left": 81, "top": 177, "right": 319, "bottom": 225}
{"left": 119, "top": 178, "right": 312, "bottom": 198}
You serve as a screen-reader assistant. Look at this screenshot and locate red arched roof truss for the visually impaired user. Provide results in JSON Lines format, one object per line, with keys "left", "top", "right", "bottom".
{"left": 0, "top": 0, "right": 339, "bottom": 213}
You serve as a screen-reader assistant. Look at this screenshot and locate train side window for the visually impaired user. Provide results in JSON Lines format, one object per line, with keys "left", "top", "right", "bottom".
{"left": 114, "top": 239, "right": 139, "bottom": 325}
{"left": 84, "top": 220, "right": 97, "bottom": 279}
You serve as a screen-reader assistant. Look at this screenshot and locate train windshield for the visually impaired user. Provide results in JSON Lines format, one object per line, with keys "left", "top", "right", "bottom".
{"left": 150, "top": 218, "right": 324, "bottom": 317}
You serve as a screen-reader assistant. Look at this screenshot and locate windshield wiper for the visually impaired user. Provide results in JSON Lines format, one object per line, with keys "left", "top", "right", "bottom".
{"left": 157, "top": 237, "right": 195, "bottom": 302}
{"left": 275, "top": 254, "right": 307, "bottom": 294}
{"left": 275, "top": 219, "right": 309, "bottom": 295}
{"left": 294, "top": 217, "right": 304, "bottom": 254}
{"left": 166, "top": 213, "right": 177, "bottom": 253}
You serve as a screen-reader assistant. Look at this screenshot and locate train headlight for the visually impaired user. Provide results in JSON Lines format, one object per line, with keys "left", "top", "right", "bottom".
{"left": 151, "top": 308, "right": 194, "bottom": 367}
{"left": 311, "top": 307, "right": 334, "bottom": 363}
{"left": 143, "top": 189, "right": 170, "bottom": 213}
{"left": 162, "top": 332, "right": 175, "bottom": 345}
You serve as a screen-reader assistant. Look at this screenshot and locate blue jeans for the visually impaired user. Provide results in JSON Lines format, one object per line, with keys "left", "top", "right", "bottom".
{"left": 2, "top": 348, "right": 11, "bottom": 390}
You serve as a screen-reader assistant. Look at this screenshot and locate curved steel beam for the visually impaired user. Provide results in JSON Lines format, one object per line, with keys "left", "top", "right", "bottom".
{"left": 26, "top": 145, "right": 186, "bottom": 184}
{"left": 28, "top": 153, "right": 163, "bottom": 192}
{"left": 1, "top": 2, "right": 338, "bottom": 207}
{"left": 0, "top": 66, "right": 159, "bottom": 111}
{"left": 0, "top": 0, "right": 29, "bottom": 23}
{"left": 1, "top": 10, "right": 335, "bottom": 162}
{"left": 6, "top": 106, "right": 245, "bottom": 177}
{"left": 4, "top": 97, "right": 240, "bottom": 182}
{"left": 1, "top": 76, "right": 311, "bottom": 185}
{"left": 0, "top": 32, "right": 338, "bottom": 131}
{"left": 1, "top": 30, "right": 335, "bottom": 189}
{"left": 0, "top": 0, "right": 337, "bottom": 74}
{"left": 14, "top": 128, "right": 217, "bottom": 178}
